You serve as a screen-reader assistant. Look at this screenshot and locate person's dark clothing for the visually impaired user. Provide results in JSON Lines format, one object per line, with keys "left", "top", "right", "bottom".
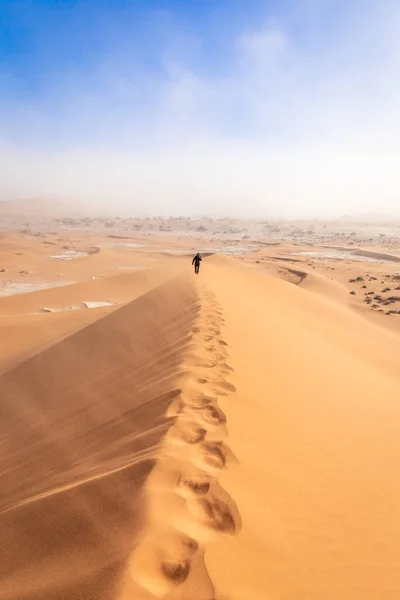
{"left": 192, "top": 253, "right": 202, "bottom": 274}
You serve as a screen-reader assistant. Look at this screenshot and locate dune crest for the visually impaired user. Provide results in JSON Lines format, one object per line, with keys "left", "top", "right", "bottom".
{"left": 118, "top": 282, "right": 241, "bottom": 599}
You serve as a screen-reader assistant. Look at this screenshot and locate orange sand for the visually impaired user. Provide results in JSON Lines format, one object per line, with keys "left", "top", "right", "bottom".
{"left": 0, "top": 238, "right": 400, "bottom": 600}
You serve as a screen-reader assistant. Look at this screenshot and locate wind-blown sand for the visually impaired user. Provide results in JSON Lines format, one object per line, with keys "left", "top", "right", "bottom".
{"left": 0, "top": 247, "right": 400, "bottom": 599}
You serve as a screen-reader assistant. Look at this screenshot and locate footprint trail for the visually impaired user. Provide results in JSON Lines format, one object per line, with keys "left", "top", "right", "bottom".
{"left": 119, "top": 282, "right": 241, "bottom": 600}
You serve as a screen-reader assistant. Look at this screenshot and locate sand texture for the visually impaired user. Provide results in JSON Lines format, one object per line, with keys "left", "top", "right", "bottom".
{"left": 0, "top": 224, "right": 400, "bottom": 599}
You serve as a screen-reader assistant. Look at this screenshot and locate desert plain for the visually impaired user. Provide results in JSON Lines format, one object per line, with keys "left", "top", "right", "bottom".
{"left": 1, "top": 200, "right": 400, "bottom": 600}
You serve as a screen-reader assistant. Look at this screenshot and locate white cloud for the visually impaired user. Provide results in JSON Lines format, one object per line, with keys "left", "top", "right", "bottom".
{"left": 1, "top": 2, "right": 400, "bottom": 217}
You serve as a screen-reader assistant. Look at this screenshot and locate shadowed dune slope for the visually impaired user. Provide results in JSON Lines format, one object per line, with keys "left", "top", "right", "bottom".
{"left": 0, "top": 274, "right": 199, "bottom": 600}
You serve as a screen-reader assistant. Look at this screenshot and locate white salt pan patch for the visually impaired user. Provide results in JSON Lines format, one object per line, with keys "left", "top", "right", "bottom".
{"left": 161, "top": 245, "right": 260, "bottom": 255}
{"left": 38, "top": 301, "right": 115, "bottom": 314}
{"left": 0, "top": 281, "right": 73, "bottom": 297}
{"left": 293, "top": 251, "right": 394, "bottom": 263}
{"left": 50, "top": 251, "right": 88, "bottom": 260}
{"left": 82, "top": 301, "right": 114, "bottom": 308}
{"left": 201, "top": 245, "right": 261, "bottom": 254}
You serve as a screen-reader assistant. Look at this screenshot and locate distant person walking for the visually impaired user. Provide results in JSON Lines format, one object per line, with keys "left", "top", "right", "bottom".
{"left": 192, "top": 252, "right": 202, "bottom": 274}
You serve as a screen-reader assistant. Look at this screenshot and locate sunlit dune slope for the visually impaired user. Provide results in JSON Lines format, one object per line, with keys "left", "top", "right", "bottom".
{"left": 202, "top": 258, "right": 400, "bottom": 600}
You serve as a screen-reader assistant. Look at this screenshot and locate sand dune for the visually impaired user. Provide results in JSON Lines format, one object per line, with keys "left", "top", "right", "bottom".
{"left": 0, "top": 275, "right": 200, "bottom": 599}
{"left": 0, "top": 251, "right": 400, "bottom": 600}
{"left": 203, "top": 257, "right": 400, "bottom": 599}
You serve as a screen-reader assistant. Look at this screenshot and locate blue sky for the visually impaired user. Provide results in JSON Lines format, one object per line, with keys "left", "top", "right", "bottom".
{"left": 0, "top": 0, "right": 399, "bottom": 216}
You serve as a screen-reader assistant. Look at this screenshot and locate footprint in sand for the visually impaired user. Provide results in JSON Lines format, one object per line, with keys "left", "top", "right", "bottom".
{"left": 132, "top": 534, "right": 198, "bottom": 596}
{"left": 200, "top": 363, "right": 233, "bottom": 376}
{"left": 203, "top": 335, "right": 216, "bottom": 342}
{"left": 200, "top": 404, "right": 227, "bottom": 426}
{"left": 199, "top": 319, "right": 223, "bottom": 329}
{"left": 206, "top": 364, "right": 234, "bottom": 378}
{"left": 170, "top": 422, "right": 207, "bottom": 445}
{"left": 187, "top": 497, "right": 237, "bottom": 535}
{"left": 193, "top": 442, "right": 226, "bottom": 473}
{"left": 219, "top": 362, "right": 234, "bottom": 372}
{"left": 214, "top": 352, "right": 228, "bottom": 361}
{"left": 177, "top": 474, "right": 212, "bottom": 498}
{"left": 168, "top": 394, "right": 214, "bottom": 417}
{"left": 163, "top": 533, "right": 199, "bottom": 561}
{"left": 195, "top": 361, "right": 218, "bottom": 369}
{"left": 183, "top": 394, "right": 216, "bottom": 409}
{"left": 161, "top": 559, "right": 190, "bottom": 583}
{"left": 205, "top": 346, "right": 228, "bottom": 360}
{"left": 184, "top": 403, "right": 226, "bottom": 430}
{"left": 160, "top": 534, "right": 199, "bottom": 584}
{"left": 178, "top": 404, "right": 228, "bottom": 441}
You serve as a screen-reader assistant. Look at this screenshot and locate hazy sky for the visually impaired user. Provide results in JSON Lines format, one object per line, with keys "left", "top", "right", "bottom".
{"left": 1, "top": 0, "right": 399, "bottom": 217}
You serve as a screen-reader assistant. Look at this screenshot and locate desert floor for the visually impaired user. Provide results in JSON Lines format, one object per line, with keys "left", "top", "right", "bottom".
{"left": 1, "top": 223, "right": 400, "bottom": 600}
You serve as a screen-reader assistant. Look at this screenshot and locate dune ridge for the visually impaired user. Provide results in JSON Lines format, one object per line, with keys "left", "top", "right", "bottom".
{"left": 118, "top": 281, "right": 241, "bottom": 599}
